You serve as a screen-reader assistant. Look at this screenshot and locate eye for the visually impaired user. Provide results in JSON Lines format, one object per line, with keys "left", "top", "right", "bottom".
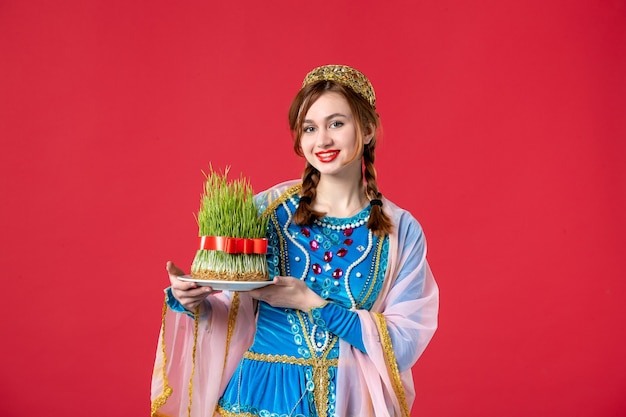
{"left": 303, "top": 126, "right": 316, "bottom": 133}
{"left": 329, "top": 121, "right": 344, "bottom": 129}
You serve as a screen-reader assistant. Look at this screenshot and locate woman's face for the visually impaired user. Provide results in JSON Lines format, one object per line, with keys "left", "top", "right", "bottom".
{"left": 300, "top": 92, "right": 371, "bottom": 179}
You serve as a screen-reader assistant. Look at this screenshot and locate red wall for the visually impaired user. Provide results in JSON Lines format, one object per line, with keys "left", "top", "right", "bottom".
{"left": 1, "top": 1, "right": 624, "bottom": 416}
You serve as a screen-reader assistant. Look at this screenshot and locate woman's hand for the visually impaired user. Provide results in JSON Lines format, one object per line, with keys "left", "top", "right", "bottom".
{"left": 248, "top": 276, "right": 326, "bottom": 310}
{"left": 166, "top": 261, "right": 219, "bottom": 312}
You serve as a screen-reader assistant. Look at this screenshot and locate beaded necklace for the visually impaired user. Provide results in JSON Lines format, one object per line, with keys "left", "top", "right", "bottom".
{"left": 313, "top": 215, "right": 368, "bottom": 231}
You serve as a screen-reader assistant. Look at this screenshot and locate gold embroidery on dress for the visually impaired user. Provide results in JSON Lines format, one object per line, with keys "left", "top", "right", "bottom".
{"left": 270, "top": 213, "right": 288, "bottom": 276}
{"left": 264, "top": 185, "right": 302, "bottom": 277}
{"left": 295, "top": 310, "right": 338, "bottom": 417}
{"left": 373, "top": 312, "right": 410, "bottom": 417}
{"left": 356, "top": 238, "right": 384, "bottom": 309}
{"left": 243, "top": 351, "right": 338, "bottom": 367}
{"left": 216, "top": 407, "right": 257, "bottom": 417}
{"left": 261, "top": 184, "right": 302, "bottom": 217}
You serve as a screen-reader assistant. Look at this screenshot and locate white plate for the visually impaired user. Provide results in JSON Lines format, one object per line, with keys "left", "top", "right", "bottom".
{"left": 177, "top": 275, "right": 274, "bottom": 291}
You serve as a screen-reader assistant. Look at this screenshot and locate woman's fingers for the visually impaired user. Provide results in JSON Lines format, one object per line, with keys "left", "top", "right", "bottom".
{"left": 166, "top": 261, "right": 186, "bottom": 277}
{"left": 166, "top": 260, "right": 208, "bottom": 310}
{"left": 173, "top": 284, "right": 215, "bottom": 310}
{"left": 165, "top": 260, "right": 222, "bottom": 310}
{"left": 249, "top": 276, "right": 325, "bottom": 310}
{"left": 170, "top": 275, "right": 198, "bottom": 291}
{"left": 166, "top": 261, "right": 198, "bottom": 290}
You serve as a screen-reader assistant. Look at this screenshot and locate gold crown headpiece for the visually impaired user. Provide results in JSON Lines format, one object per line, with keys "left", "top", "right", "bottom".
{"left": 302, "top": 65, "right": 376, "bottom": 109}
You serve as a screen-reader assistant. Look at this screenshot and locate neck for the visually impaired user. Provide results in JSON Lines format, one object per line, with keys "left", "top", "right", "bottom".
{"left": 313, "top": 174, "right": 368, "bottom": 218}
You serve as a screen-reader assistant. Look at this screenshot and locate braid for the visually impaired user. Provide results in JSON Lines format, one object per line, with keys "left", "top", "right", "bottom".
{"left": 363, "top": 145, "right": 393, "bottom": 236}
{"left": 293, "top": 162, "right": 324, "bottom": 225}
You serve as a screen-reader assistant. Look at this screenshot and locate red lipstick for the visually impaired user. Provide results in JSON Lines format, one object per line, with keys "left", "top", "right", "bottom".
{"left": 315, "top": 150, "right": 339, "bottom": 163}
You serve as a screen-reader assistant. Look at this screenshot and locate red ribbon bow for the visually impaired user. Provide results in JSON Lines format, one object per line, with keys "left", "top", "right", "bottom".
{"left": 198, "top": 236, "right": 268, "bottom": 254}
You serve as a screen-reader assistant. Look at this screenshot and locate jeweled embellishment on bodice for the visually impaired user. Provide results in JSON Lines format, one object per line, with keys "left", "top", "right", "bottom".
{"left": 310, "top": 229, "right": 354, "bottom": 284}
{"left": 295, "top": 213, "right": 373, "bottom": 309}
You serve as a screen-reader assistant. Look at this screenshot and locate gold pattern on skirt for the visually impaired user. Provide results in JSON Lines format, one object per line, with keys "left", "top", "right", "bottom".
{"left": 241, "top": 350, "right": 339, "bottom": 417}
{"left": 243, "top": 351, "right": 339, "bottom": 367}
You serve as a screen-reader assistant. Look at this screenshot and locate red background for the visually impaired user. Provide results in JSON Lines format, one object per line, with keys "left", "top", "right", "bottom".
{"left": 1, "top": 1, "right": 625, "bottom": 416}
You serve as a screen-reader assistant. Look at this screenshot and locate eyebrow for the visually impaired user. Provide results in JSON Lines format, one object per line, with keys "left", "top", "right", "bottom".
{"left": 303, "top": 113, "right": 348, "bottom": 124}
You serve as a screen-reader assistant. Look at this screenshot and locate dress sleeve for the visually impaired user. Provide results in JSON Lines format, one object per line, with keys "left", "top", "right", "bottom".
{"left": 151, "top": 291, "right": 257, "bottom": 417}
{"left": 374, "top": 213, "right": 438, "bottom": 372}
{"left": 164, "top": 287, "right": 213, "bottom": 319}
{"left": 309, "top": 302, "right": 367, "bottom": 353}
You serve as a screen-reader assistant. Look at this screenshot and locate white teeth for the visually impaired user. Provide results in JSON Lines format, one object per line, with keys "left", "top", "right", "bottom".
{"left": 317, "top": 151, "right": 338, "bottom": 157}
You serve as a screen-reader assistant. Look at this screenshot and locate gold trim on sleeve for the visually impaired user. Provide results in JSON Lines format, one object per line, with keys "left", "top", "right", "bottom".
{"left": 151, "top": 297, "right": 174, "bottom": 416}
{"left": 185, "top": 306, "right": 200, "bottom": 417}
{"left": 223, "top": 292, "right": 241, "bottom": 370}
{"left": 261, "top": 184, "right": 302, "bottom": 217}
{"left": 373, "top": 312, "right": 411, "bottom": 417}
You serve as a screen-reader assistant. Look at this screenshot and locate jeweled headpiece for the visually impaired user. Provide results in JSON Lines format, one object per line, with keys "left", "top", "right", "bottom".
{"left": 302, "top": 65, "right": 376, "bottom": 109}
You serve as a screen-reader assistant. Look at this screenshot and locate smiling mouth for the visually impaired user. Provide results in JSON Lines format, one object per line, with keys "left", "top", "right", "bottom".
{"left": 315, "top": 150, "right": 339, "bottom": 162}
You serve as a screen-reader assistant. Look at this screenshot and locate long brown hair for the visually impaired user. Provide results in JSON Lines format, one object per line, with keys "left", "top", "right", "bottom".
{"left": 288, "top": 80, "right": 393, "bottom": 237}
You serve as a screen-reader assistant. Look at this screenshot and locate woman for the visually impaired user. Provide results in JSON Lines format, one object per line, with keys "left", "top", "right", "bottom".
{"left": 151, "top": 65, "right": 439, "bottom": 417}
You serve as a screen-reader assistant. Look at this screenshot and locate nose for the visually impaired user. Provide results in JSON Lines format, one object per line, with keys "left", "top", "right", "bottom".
{"left": 317, "top": 128, "right": 333, "bottom": 148}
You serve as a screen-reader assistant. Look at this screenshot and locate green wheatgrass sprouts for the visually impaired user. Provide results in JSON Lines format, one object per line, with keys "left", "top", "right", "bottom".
{"left": 190, "top": 166, "right": 269, "bottom": 281}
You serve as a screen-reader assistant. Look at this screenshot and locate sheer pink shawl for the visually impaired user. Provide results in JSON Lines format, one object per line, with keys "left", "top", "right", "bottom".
{"left": 151, "top": 180, "right": 439, "bottom": 417}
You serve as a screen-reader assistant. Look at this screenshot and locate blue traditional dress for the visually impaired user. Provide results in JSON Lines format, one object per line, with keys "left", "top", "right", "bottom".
{"left": 153, "top": 181, "right": 438, "bottom": 417}
{"left": 216, "top": 193, "right": 388, "bottom": 417}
